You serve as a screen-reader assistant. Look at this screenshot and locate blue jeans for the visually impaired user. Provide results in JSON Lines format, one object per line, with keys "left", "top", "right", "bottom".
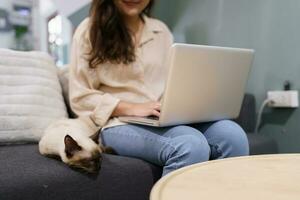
{"left": 101, "top": 120, "right": 249, "bottom": 176}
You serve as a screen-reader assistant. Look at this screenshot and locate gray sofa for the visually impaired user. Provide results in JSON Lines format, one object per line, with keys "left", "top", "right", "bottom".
{"left": 235, "top": 94, "right": 278, "bottom": 155}
{"left": 0, "top": 94, "right": 278, "bottom": 200}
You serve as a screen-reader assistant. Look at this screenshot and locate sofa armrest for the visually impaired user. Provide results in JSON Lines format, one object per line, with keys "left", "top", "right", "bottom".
{"left": 57, "top": 66, "right": 77, "bottom": 118}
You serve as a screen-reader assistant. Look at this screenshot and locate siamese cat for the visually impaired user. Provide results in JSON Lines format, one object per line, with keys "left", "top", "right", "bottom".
{"left": 39, "top": 117, "right": 114, "bottom": 173}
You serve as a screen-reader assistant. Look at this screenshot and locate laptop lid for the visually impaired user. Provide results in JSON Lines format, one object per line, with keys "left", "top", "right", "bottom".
{"left": 158, "top": 43, "right": 254, "bottom": 127}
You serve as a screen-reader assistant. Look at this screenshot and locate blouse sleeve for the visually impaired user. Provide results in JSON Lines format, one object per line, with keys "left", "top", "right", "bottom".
{"left": 69, "top": 32, "right": 120, "bottom": 127}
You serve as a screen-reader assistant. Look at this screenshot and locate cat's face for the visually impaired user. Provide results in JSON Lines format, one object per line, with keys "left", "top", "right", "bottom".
{"left": 64, "top": 133, "right": 102, "bottom": 173}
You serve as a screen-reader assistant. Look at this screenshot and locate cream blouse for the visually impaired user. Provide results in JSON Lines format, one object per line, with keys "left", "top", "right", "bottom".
{"left": 69, "top": 16, "right": 173, "bottom": 129}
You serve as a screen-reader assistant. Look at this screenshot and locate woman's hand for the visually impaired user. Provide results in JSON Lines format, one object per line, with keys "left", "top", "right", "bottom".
{"left": 112, "top": 101, "right": 161, "bottom": 117}
{"left": 130, "top": 101, "right": 161, "bottom": 117}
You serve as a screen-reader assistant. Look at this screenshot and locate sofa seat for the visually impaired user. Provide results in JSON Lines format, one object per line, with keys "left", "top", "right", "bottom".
{"left": 0, "top": 144, "right": 162, "bottom": 200}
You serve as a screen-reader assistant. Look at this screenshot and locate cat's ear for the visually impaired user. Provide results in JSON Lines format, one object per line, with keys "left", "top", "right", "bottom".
{"left": 90, "top": 130, "right": 100, "bottom": 144}
{"left": 64, "top": 135, "right": 82, "bottom": 158}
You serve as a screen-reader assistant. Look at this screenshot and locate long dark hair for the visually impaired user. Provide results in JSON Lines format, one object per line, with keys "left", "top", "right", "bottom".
{"left": 88, "top": 0, "right": 155, "bottom": 68}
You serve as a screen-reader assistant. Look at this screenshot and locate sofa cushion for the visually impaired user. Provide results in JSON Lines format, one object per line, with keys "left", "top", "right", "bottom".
{"left": 0, "top": 144, "right": 162, "bottom": 200}
{"left": 0, "top": 49, "right": 68, "bottom": 144}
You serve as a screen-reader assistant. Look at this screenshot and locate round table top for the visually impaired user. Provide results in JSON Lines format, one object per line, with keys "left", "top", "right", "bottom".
{"left": 150, "top": 154, "right": 300, "bottom": 200}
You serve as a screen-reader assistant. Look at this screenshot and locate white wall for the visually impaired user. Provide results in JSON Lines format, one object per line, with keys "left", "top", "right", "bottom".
{"left": 0, "top": 0, "right": 12, "bottom": 9}
{"left": 51, "top": 0, "right": 91, "bottom": 16}
{"left": 39, "top": 0, "right": 57, "bottom": 52}
{"left": 31, "top": 0, "right": 41, "bottom": 50}
{"left": 38, "top": 0, "right": 73, "bottom": 53}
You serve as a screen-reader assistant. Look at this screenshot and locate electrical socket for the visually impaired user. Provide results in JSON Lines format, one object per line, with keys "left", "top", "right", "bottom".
{"left": 267, "top": 90, "right": 299, "bottom": 108}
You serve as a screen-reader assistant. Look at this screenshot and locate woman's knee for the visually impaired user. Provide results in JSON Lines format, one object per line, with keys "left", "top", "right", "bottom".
{"left": 181, "top": 136, "right": 210, "bottom": 163}
{"left": 205, "top": 120, "right": 249, "bottom": 157}
{"left": 169, "top": 127, "right": 211, "bottom": 164}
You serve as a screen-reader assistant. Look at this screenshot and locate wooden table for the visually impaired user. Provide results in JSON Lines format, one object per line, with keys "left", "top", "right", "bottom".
{"left": 150, "top": 154, "right": 300, "bottom": 200}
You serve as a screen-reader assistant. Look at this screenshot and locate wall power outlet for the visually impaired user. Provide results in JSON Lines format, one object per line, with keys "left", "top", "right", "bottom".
{"left": 267, "top": 90, "right": 299, "bottom": 108}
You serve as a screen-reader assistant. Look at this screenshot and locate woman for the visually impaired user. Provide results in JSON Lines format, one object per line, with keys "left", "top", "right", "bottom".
{"left": 69, "top": 0, "right": 249, "bottom": 176}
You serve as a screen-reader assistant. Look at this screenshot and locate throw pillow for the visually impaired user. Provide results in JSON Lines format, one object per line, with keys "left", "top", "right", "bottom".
{"left": 0, "top": 49, "right": 68, "bottom": 144}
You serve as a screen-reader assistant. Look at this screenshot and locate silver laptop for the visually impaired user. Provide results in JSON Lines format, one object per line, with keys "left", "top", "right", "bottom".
{"left": 119, "top": 43, "right": 254, "bottom": 127}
